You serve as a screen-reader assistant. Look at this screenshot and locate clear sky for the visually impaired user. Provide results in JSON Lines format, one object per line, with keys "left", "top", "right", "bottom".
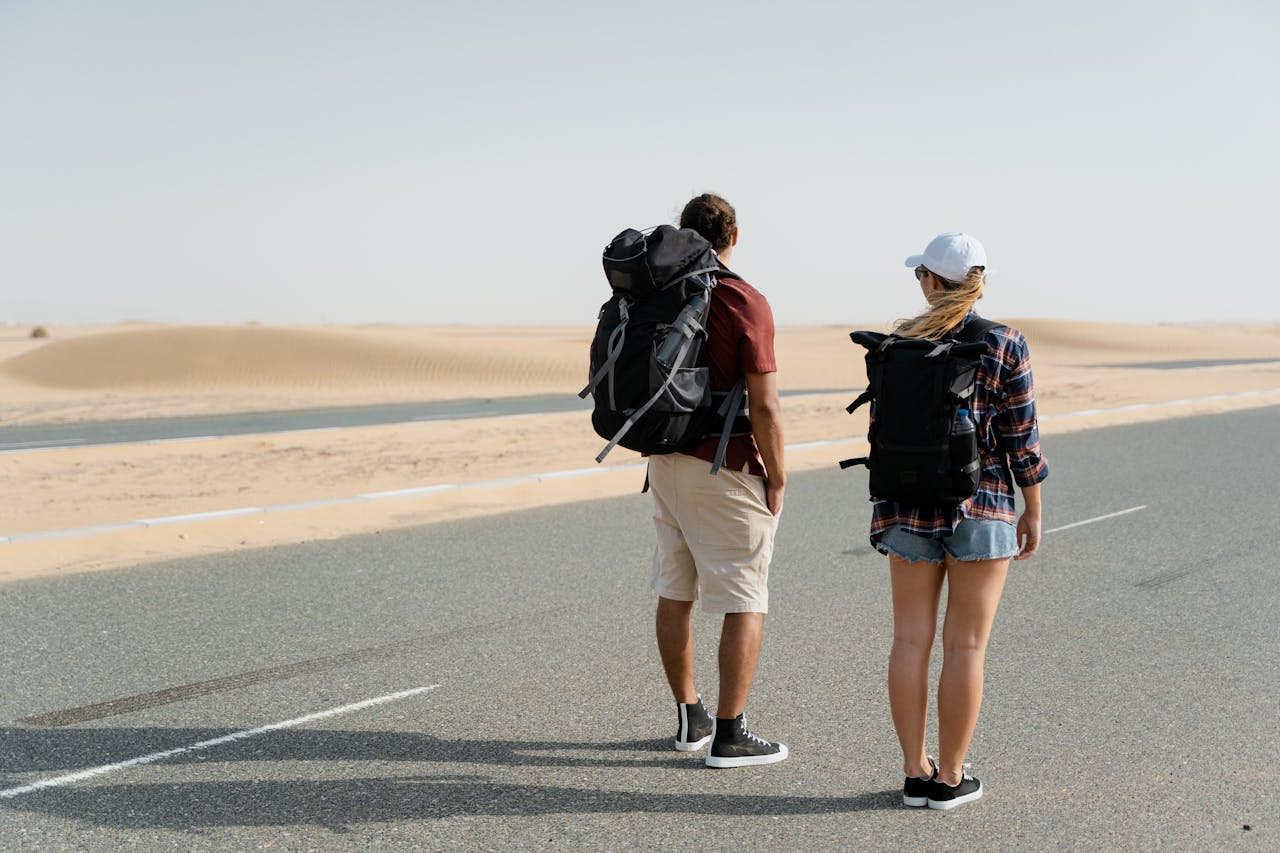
{"left": 2, "top": 1, "right": 1277, "bottom": 327}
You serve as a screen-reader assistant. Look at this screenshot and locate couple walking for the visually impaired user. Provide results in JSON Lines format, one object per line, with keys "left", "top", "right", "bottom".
{"left": 644, "top": 193, "right": 1048, "bottom": 811}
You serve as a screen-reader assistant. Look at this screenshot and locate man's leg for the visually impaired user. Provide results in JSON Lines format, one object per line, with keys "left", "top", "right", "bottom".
{"left": 716, "top": 611, "right": 764, "bottom": 718}
{"left": 706, "top": 609, "right": 785, "bottom": 767}
{"left": 655, "top": 596, "right": 697, "bottom": 705}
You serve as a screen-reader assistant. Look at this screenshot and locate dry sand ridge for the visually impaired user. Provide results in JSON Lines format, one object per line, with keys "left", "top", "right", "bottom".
{"left": 2, "top": 320, "right": 1277, "bottom": 581}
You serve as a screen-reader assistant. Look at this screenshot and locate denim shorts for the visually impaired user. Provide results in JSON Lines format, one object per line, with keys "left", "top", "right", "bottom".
{"left": 876, "top": 518, "right": 1018, "bottom": 563}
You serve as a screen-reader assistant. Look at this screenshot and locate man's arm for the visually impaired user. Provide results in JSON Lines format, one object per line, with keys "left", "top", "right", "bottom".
{"left": 746, "top": 370, "right": 785, "bottom": 516}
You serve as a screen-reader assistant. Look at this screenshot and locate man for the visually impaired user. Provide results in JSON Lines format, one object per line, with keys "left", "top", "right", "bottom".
{"left": 647, "top": 193, "right": 787, "bottom": 768}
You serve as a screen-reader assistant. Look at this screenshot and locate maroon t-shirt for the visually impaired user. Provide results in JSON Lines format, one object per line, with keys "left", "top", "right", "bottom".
{"left": 681, "top": 272, "right": 777, "bottom": 477}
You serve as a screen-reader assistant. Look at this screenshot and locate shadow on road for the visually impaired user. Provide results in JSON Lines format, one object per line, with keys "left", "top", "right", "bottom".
{"left": 1, "top": 726, "right": 900, "bottom": 828}
{"left": 1, "top": 727, "right": 706, "bottom": 773}
{"left": 4, "top": 776, "right": 900, "bottom": 830}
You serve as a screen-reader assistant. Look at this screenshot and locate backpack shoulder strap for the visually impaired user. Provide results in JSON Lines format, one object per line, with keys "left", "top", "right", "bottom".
{"left": 712, "top": 264, "right": 742, "bottom": 282}
{"left": 954, "top": 316, "right": 1000, "bottom": 344}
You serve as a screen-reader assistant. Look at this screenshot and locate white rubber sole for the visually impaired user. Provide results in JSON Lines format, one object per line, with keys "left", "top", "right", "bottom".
{"left": 674, "top": 734, "right": 712, "bottom": 752}
{"left": 705, "top": 742, "right": 789, "bottom": 768}
{"left": 903, "top": 794, "right": 928, "bottom": 808}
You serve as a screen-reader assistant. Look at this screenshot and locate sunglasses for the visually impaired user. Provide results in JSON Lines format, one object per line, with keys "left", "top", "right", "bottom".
{"left": 914, "top": 267, "right": 929, "bottom": 281}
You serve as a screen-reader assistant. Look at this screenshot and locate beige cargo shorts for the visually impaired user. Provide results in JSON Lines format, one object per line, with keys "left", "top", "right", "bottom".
{"left": 646, "top": 452, "right": 779, "bottom": 614}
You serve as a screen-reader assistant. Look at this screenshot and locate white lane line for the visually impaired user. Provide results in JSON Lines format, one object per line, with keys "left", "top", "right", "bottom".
{"left": 0, "top": 685, "right": 439, "bottom": 800}
{"left": 6, "top": 387, "right": 1276, "bottom": 542}
{"left": 0, "top": 412, "right": 572, "bottom": 455}
{"left": 2, "top": 387, "right": 1276, "bottom": 456}
{"left": 138, "top": 507, "right": 267, "bottom": 526}
{"left": 144, "top": 435, "right": 218, "bottom": 445}
{"left": 788, "top": 438, "right": 854, "bottom": 450}
{"left": 0, "top": 435, "right": 217, "bottom": 455}
{"left": 0, "top": 438, "right": 86, "bottom": 450}
{"left": 1044, "top": 505, "right": 1147, "bottom": 534}
{"left": 358, "top": 484, "right": 459, "bottom": 500}
{"left": 2, "top": 464, "right": 651, "bottom": 544}
{"left": 9, "top": 521, "right": 148, "bottom": 543}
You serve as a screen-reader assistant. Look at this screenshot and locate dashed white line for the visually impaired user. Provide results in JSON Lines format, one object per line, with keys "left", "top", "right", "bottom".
{"left": 0, "top": 685, "right": 439, "bottom": 800}
{"left": 3, "top": 389, "right": 1274, "bottom": 544}
{"left": 1044, "top": 505, "right": 1147, "bottom": 534}
{"left": 2, "top": 464, "right": 653, "bottom": 544}
{"left": 0, "top": 438, "right": 86, "bottom": 450}
{"left": 1, "top": 387, "right": 1276, "bottom": 456}
{"left": 138, "top": 507, "right": 267, "bottom": 526}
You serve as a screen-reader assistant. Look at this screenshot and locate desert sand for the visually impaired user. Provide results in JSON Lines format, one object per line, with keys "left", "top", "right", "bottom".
{"left": 2, "top": 320, "right": 1277, "bottom": 582}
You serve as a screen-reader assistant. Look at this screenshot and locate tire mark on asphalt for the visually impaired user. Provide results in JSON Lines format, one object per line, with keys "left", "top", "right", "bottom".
{"left": 1133, "top": 547, "right": 1249, "bottom": 590}
{"left": 17, "top": 607, "right": 568, "bottom": 728}
{"left": 1134, "top": 567, "right": 1198, "bottom": 589}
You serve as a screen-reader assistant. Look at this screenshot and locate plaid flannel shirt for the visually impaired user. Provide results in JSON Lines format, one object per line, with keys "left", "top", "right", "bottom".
{"left": 869, "top": 312, "right": 1049, "bottom": 545}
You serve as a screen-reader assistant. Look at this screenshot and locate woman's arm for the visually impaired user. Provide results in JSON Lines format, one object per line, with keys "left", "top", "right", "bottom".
{"left": 1015, "top": 482, "right": 1041, "bottom": 560}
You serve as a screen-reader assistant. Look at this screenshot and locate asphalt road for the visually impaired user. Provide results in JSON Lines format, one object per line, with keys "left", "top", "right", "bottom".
{"left": 1, "top": 407, "right": 1277, "bottom": 850}
{"left": 0, "top": 389, "right": 846, "bottom": 453}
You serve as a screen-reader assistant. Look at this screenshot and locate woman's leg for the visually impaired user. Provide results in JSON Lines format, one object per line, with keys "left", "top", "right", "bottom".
{"left": 936, "top": 556, "right": 1010, "bottom": 784}
{"left": 888, "top": 555, "right": 945, "bottom": 778}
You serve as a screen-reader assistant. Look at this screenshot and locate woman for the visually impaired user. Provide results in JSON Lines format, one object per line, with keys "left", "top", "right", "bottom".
{"left": 872, "top": 232, "right": 1048, "bottom": 810}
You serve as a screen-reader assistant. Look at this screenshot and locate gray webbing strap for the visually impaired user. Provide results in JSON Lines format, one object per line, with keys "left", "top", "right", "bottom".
{"left": 578, "top": 297, "right": 629, "bottom": 408}
{"left": 594, "top": 330, "right": 697, "bottom": 464}
{"left": 709, "top": 377, "right": 746, "bottom": 475}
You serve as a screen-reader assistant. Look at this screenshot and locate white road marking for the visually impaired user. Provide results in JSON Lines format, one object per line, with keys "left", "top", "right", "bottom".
{"left": 1, "top": 387, "right": 1276, "bottom": 456}
{"left": 1044, "top": 505, "right": 1147, "bottom": 534}
{"left": 4, "top": 389, "right": 1275, "bottom": 543}
{"left": 0, "top": 438, "right": 85, "bottom": 450}
{"left": 0, "top": 685, "right": 439, "bottom": 800}
{"left": 2, "top": 465, "right": 647, "bottom": 544}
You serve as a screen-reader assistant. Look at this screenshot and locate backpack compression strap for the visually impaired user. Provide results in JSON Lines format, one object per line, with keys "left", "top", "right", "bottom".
{"left": 578, "top": 296, "right": 630, "bottom": 408}
{"left": 580, "top": 265, "right": 724, "bottom": 406}
{"left": 708, "top": 377, "right": 747, "bottom": 475}
{"left": 592, "top": 271, "right": 721, "bottom": 464}
{"left": 594, "top": 327, "right": 698, "bottom": 463}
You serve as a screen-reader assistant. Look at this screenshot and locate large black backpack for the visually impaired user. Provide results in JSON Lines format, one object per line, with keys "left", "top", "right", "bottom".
{"left": 579, "top": 225, "right": 749, "bottom": 474}
{"left": 840, "top": 318, "right": 998, "bottom": 506}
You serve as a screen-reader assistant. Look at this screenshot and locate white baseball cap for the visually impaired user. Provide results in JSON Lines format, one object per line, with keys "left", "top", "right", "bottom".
{"left": 904, "top": 232, "right": 987, "bottom": 283}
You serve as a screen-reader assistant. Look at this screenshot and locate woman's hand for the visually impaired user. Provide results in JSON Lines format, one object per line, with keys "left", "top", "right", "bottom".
{"left": 1014, "top": 510, "right": 1041, "bottom": 560}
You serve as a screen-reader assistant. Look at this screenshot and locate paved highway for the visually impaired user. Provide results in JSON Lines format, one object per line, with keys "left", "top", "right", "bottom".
{"left": 1, "top": 407, "right": 1276, "bottom": 849}
{"left": 0, "top": 389, "right": 845, "bottom": 453}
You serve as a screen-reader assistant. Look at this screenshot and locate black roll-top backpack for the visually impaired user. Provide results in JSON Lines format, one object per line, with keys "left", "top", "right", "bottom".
{"left": 840, "top": 318, "right": 999, "bottom": 506}
{"left": 579, "top": 225, "right": 750, "bottom": 474}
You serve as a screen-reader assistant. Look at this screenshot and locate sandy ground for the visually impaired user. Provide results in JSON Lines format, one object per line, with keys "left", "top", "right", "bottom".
{"left": 2, "top": 320, "right": 1277, "bottom": 582}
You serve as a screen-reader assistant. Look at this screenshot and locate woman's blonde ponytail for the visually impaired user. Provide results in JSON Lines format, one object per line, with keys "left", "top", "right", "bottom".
{"left": 895, "top": 268, "right": 986, "bottom": 340}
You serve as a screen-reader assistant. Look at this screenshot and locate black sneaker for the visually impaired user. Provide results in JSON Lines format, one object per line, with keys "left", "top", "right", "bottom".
{"left": 705, "top": 714, "right": 788, "bottom": 768}
{"left": 674, "top": 696, "right": 713, "bottom": 752}
{"left": 927, "top": 768, "right": 983, "bottom": 810}
{"left": 903, "top": 756, "right": 938, "bottom": 808}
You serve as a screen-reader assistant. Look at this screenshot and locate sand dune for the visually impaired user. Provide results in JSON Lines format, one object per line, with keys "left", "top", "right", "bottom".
{"left": 2, "top": 319, "right": 1278, "bottom": 580}
{"left": 1, "top": 325, "right": 587, "bottom": 394}
{"left": 3, "top": 319, "right": 1276, "bottom": 403}
{"left": 1003, "top": 318, "right": 1280, "bottom": 360}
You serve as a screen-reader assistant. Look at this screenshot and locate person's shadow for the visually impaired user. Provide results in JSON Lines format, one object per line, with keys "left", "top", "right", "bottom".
{"left": 0, "top": 726, "right": 900, "bottom": 830}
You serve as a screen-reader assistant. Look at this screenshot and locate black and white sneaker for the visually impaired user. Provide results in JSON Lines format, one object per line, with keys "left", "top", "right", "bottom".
{"left": 903, "top": 756, "right": 938, "bottom": 807}
{"left": 674, "top": 696, "right": 714, "bottom": 752}
{"left": 926, "top": 767, "right": 983, "bottom": 810}
{"left": 705, "top": 714, "right": 788, "bottom": 768}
